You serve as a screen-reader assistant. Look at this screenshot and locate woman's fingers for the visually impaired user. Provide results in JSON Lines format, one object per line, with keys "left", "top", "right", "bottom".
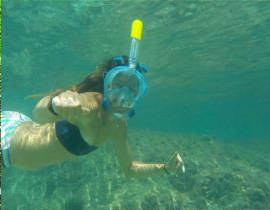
{"left": 166, "top": 152, "right": 178, "bottom": 174}
{"left": 170, "top": 152, "right": 178, "bottom": 163}
{"left": 52, "top": 96, "right": 62, "bottom": 115}
{"left": 52, "top": 91, "right": 90, "bottom": 118}
{"left": 73, "top": 93, "right": 90, "bottom": 115}
{"left": 176, "top": 153, "right": 185, "bottom": 173}
{"left": 73, "top": 94, "right": 81, "bottom": 117}
{"left": 168, "top": 152, "right": 185, "bottom": 174}
{"left": 68, "top": 98, "right": 76, "bottom": 119}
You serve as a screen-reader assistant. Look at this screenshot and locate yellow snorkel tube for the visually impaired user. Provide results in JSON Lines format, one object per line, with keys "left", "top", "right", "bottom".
{"left": 128, "top": 20, "right": 143, "bottom": 74}
{"left": 131, "top": 20, "right": 143, "bottom": 40}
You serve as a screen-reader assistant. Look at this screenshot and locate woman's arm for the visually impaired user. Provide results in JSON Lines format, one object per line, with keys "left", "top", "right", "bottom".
{"left": 32, "top": 90, "right": 92, "bottom": 124}
{"left": 113, "top": 121, "right": 185, "bottom": 179}
{"left": 32, "top": 96, "right": 65, "bottom": 124}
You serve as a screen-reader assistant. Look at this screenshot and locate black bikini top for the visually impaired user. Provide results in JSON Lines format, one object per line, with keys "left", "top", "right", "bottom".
{"left": 55, "top": 120, "right": 98, "bottom": 156}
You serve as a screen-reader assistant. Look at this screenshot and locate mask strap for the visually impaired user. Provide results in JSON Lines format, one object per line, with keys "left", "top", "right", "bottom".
{"left": 103, "top": 71, "right": 108, "bottom": 80}
{"left": 129, "top": 110, "right": 136, "bottom": 118}
{"left": 102, "top": 99, "right": 108, "bottom": 111}
{"left": 137, "top": 64, "right": 148, "bottom": 73}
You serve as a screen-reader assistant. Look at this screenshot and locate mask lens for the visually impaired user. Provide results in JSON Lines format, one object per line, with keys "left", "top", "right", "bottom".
{"left": 111, "top": 72, "right": 140, "bottom": 99}
{"left": 108, "top": 87, "right": 135, "bottom": 108}
{"left": 103, "top": 66, "right": 147, "bottom": 119}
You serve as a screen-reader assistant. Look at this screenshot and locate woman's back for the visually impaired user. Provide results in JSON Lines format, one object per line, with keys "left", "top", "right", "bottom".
{"left": 9, "top": 92, "right": 124, "bottom": 170}
{"left": 9, "top": 121, "right": 75, "bottom": 170}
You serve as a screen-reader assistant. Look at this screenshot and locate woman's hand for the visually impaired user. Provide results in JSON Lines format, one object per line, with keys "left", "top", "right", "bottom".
{"left": 165, "top": 152, "right": 185, "bottom": 174}
{"left": 52, "top": 90, "right": 90, "bottom": 119}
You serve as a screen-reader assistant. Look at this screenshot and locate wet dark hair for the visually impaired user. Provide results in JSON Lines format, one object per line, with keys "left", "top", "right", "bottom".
{"left": 74, "top": 55, "right": 133, "bottom": 94}
{"left": 29, "top": 56, "right": 144, "bottom": 98}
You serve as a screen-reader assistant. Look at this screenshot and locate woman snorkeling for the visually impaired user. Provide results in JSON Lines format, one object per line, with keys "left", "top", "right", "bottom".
{"left": 1, "top": 20, "right": 185, "bottom": 178}
{"left": 1, "top": 56, "right": 184, "bottom": 178}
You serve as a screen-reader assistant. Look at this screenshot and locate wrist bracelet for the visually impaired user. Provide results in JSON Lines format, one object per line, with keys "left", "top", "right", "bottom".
{"left": 164, "top": 163, "right": 170, "bottom": 174}
{"left": 47, "top": 97, "right": 59, "bottom": 116}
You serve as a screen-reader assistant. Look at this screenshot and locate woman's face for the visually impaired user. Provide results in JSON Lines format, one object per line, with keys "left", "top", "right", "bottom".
{"left": 108, "top": 74, "right": 140, "bottom": 115}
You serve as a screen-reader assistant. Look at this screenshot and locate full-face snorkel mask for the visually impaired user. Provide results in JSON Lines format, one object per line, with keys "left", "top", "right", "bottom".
{"left": 102, "top": 20, "right": 149, "bottom": 119}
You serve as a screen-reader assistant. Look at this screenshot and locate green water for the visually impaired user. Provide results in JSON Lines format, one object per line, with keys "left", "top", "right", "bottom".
{"left": 1, "top": 1, "right": 270, "bottom": 209}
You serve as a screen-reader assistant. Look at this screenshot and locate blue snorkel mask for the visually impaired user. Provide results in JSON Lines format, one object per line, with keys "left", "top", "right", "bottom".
{"left": 102, "top": 20, "right": 148, "bottom": 119}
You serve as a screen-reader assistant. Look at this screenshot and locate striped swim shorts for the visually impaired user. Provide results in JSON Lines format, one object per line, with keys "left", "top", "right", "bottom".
{"left": 1, "top": 111, "right": 32, "bottom": 167}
